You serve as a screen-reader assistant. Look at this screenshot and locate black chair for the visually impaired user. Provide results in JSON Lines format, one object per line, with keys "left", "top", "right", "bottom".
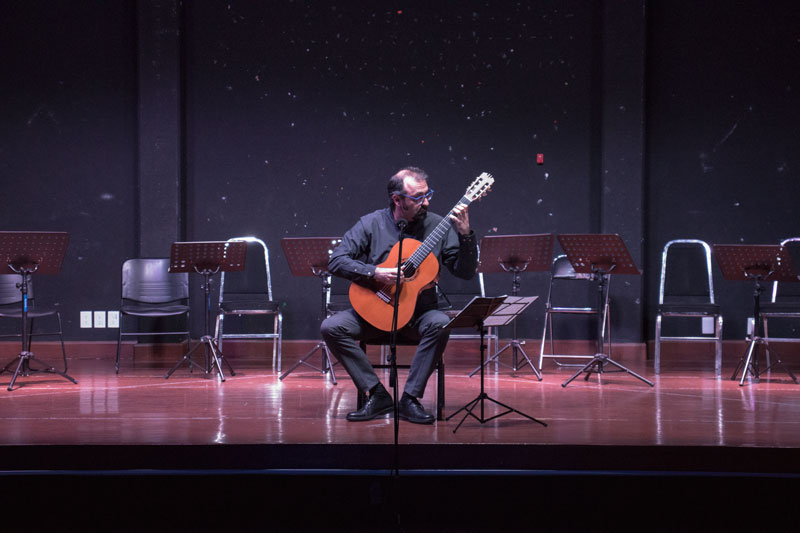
{"left": 0, "top": 274, "right": 68, "bottom": 374}
{"left": 654, "top": 240, "right": 722, "bottom": 376}
{"left": 214, "top": 237, "right": 283, "bottom": 372}
{"left": 115, "top": 258, "right": 190, "bottom": 373}
{"left": 539, "top": 254, "right": 609, "bottom": 370}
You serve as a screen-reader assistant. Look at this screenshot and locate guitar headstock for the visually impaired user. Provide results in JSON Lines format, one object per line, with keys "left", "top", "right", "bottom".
{"left": 464, "top": 172, "right": 494, "bottom": 202}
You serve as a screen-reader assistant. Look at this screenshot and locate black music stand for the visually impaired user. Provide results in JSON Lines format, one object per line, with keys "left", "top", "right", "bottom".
{"left": 713, "top": 244, "right": 799, "bottom": 386}
{"left": 558, "top": 234, "right": 654, "bottom": 388}
{"left": 447, "top": 295, "right": 547, "bottom": 433}
{"left": 164, "top": 240, "right": 246, "bottom": 381}
{"left": 469, "top": 233, "right": 553, "bottom": 379}
{"left": 279, "top": 237, "right": 341, "bottom": 384}
{"left": 0, "top": 231, "right": 77, "bottom": 391}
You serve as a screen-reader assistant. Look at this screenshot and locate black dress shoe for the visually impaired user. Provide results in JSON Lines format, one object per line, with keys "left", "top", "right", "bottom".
{"left": 346, "top": 388, "right": 393, "bottom": 421}
{"left": 399, "top": 394, "right": 434, "bottom": 425}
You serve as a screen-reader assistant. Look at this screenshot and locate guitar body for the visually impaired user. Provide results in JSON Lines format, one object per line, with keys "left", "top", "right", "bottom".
{"left": 349, "top": 238, "right": 440, "bottom": 331}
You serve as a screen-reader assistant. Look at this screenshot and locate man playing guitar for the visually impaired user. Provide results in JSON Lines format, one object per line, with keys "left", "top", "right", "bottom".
{"left": 321, "top": 166, "right": 479, "bottom": 424}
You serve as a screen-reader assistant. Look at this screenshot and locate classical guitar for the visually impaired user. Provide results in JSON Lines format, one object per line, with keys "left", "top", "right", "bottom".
{"left": 349, "top": 172, "right": 494, "bottom": 331}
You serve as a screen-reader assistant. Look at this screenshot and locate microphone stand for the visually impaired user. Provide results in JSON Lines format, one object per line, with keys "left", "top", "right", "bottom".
{"left": 389, "top": 220, "right": 406, "bottom": 473}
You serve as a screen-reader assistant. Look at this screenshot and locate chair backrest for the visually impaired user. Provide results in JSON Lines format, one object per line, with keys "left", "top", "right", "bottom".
{"left": 659, "top": 239, "right": 715, "bottom": 305}
{"left": 121, "top": 258, "right": 188, "bottom": 303}
{"left": 219, "top": 237, "right": 273, "bottom": 303}
{"left": 771, "top": 237, "right": 800, "bottom": 303}
{"left": 325, "top": 274, "right": 353, "bottom": 316}
{"left": 0, "top": 274, "right": 32, "bottom": 305}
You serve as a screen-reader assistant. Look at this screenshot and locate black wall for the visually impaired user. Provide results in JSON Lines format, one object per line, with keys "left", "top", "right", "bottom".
{"left": 184, "top": 1, "right": 601, "bottom": 341}
{"left": 1, "top": 0, "right": 797, "bottom": 343}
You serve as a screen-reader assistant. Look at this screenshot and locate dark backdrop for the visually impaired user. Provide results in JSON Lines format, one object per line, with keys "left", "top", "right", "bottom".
{"left": 0, "top": 0, "right": 797, "bottom": 345}
{"left": 184, "top": 1, "right": 598, "bottom": 341}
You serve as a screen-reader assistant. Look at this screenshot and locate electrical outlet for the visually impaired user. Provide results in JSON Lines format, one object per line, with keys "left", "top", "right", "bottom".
{"left": 80, "top": 311, "right": 93, "bottom": 328}
{"left": 94, "top": 311, "right": 106, "bottom": 328}
{"left": 107, "top": 311, "right": 120, "bottom": 328}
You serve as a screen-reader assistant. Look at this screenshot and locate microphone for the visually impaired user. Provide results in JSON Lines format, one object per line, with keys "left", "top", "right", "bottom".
{"left": 396, "top": 220, "right": 408, "bottom": 232}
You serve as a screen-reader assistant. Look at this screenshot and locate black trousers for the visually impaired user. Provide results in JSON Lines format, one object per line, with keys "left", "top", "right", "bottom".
{"left": 320, "top": 308, "right": 450, "bottom": 398}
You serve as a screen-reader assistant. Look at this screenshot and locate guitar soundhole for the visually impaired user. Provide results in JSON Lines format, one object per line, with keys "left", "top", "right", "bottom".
{"left": 402, "top": 262, "right": 417, "bottom": 278}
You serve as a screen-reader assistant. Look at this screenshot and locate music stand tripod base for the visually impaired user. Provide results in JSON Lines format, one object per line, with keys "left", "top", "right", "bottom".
{"left": 3, "top": 351, "right": 78, "bottom": 391}
{"left": 469, "top": 338, "right": 540, "bottom": 379}
{"left": 279, "top": 341, "right": 337, "bottom": 384}
{"left": 561, "top": 352, "right": 653, "bottom": 388}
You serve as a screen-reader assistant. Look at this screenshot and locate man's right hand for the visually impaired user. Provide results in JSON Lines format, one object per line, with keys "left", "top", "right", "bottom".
{"left": 374, "top": 266, "right": 405, "bottom": 285}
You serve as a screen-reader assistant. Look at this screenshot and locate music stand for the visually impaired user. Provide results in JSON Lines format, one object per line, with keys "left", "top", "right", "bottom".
{"left": 713, "top": 244, "right": 799, "bottom": 386}
{"left": 558, "top": 234, "right": 654, "bottom": 388}
{"left": 469, "top": 233, "right": 553, "bottom": 379}
{"left": 278, "top": 237, "right": 342, "bottom": 384}
{"left": 0, "top": 231, "right": 77, "bottom": 391}
{"left": 164, "top": 240, "right": 246, "bottom": 381}
{"left": 447, "top": 295, "right": 547, "bottom": 433}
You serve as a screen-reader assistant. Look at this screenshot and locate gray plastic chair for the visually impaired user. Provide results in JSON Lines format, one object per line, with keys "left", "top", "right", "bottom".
{"left": 115, "top": 258, "right": 190, "bottom": 373}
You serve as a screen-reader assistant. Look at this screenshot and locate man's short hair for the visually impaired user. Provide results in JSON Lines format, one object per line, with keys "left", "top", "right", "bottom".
{"left": 388, "top": 166, "right": 428, "bottom": 208}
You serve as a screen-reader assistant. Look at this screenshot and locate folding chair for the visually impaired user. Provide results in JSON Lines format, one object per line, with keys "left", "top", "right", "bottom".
{"left": 539, "top": 254, "right": 610, "bottom": 370}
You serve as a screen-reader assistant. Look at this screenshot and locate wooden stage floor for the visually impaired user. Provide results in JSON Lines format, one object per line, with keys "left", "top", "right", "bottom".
{"left": 1, "top": 342, "right": 799, "bottom": 472}
{"left": 1, "top": 342, "right": 798, "bottom": 530}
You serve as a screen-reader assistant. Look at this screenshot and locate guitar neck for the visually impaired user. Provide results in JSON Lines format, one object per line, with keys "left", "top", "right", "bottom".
{"left": 406, "top": 196, "right": 470, "bottom": 268}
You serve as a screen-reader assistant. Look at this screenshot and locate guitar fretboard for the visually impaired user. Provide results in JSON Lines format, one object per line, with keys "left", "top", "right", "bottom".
{"left": 403, "top": 195, "right": 471, "bottom": 273}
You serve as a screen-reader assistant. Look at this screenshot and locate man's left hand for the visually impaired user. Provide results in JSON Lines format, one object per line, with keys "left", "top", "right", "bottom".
{"left": 450, "top": 204, "right": 470, "bottom": 235}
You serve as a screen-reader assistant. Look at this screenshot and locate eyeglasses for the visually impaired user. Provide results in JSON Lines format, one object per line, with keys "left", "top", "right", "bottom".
{"left": 397, "top": 189, "right": 434, "bottom": 204}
